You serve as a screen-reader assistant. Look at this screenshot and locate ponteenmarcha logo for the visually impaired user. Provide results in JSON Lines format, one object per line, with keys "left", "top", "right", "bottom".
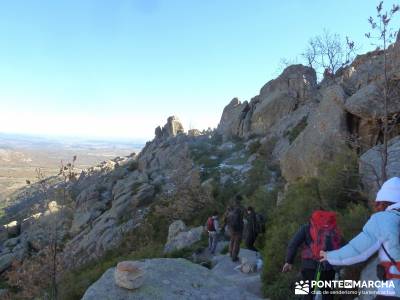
{"left": 295, "top": 280, "right": 310, "bottom": 295}
{"left": 293, "top": 279, "right": 395, "bottom": 296}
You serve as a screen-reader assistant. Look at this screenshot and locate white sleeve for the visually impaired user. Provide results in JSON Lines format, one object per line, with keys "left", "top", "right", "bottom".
{"left": 327, "top": 215, "right": 381, "bottom": 265}
{"left": 214, "top": 220, "right": 220, "bottom": 233}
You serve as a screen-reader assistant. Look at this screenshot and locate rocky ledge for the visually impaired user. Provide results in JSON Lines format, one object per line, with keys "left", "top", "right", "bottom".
{"left": 82, "top": 257, "right": 262, "bottom": 300}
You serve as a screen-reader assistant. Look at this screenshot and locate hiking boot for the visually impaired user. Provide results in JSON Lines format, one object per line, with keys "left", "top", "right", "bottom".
{"left": 232, "top": 257, "right": 239, "bottom": 262}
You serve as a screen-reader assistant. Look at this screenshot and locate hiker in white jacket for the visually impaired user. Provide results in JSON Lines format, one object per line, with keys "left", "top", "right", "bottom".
{"left": 320, "top": 177, "right": 400, "bottom": 299}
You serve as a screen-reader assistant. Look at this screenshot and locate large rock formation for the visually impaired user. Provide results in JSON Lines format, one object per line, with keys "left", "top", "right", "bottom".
{"left": 216, "top": 37, "right": 400, "bottom": 183}
{"left": 217, "top": 65, "right": 317, "bottom": 140}
{"left": 250, "top": 64, "right": 317, "bottom": 136}
{"left": 82, "top": 258, "right": 262, "bottom": 300}
{"left": 281, "top": 84, "right": 348, "bottom": 181}
{"left": 155, "top": 116, "right": 185, "bottom": 139}
{"left": 163, "top": 220, "right": 203, "bottom": 254}
{"left": 0, "top": 115, "right": 218, "bottom": 272}
{"left": 360, "top": 136, "right": 400, "bottom": 199}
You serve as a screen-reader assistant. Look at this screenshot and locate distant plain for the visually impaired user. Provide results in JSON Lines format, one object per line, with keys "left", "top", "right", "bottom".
{"left": 0, "top": 133, "right": 143, "bottom": 203}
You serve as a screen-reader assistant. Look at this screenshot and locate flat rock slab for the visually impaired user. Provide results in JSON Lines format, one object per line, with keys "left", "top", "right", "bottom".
{"left": 211, "top": 248, "right": 263, "bottom": 298}
{"left": 81, "top": 258, "right": 262, "bottom": 300}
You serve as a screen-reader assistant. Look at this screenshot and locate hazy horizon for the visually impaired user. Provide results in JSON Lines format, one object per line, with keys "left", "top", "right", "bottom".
{"left": 0, "top": 130, "right": 148, "bottom": 144}
{"left": 1, "top": 0, "right": 399, "bottom": 140}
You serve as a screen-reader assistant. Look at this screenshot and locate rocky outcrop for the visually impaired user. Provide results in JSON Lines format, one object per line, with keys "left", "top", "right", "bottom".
{"left": 155, "top": 116, "right": 184, "bottom": 139}
{"left": 82, "top": 258, "right": 262, "bottom": 300}
{"left": 215, "top": 37, "right": 400, "bottom": 183}
{"left": 359, "top": 136, "right": 400, "bottom": 199}
{"left": 250, "top": 65, "right": 316, "bottom": 136}
{"left": 51, "top": 116, "right": 215, "bottom": 269}
{"left": 54, "top": 117, "right": 205, "bottom": 268}
{"left": 217, "top": 98, "right": 250, "bottom": 139}
{"left": 281, "top": 84, "right": 349, "bottom": 181}
{"left": 217, "top": 65, "right": 317, "bottom": 140}
{"left": 164, "top": 220, "right": 203, "bottom": 254}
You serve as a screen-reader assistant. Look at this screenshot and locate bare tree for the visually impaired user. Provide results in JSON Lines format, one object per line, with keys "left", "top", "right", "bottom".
{"left": 7, "top": 157, "right": 78, "bottom": 299}
{"left": 301, "top": 29, "right": 356, "bottom": 78}
{"left": 366, "top": 1, "right": 399, "bottom": 183}
{"left": 302, "top": 38, "right": 318, "bottom": 69}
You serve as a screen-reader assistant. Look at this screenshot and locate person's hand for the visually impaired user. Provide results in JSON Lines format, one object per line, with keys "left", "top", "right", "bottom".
{"left": 282, "top": 263, "right": 293, "bottom": 273}
{"left": 320, "top": 250, "right": 328, "bottom": 262}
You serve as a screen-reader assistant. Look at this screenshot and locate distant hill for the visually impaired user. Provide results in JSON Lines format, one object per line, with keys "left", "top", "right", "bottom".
{"left": 0, "top": 132, "right": 144, "bottom": 204}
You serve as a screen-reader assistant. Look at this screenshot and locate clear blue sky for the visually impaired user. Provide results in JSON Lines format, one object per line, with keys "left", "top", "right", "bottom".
{"left": 0, "top": 0, "right": 399, "bottom": 140}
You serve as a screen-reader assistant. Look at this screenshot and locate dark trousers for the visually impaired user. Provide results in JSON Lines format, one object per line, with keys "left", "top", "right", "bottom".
{"left": 229, "top": 232, "right": 242, "bottom": 261}
{"left": 301, "top": 269, "right": 336, "bottom": 300}
{"left": 245, "top": 235, "right": 257, "bottom": 251}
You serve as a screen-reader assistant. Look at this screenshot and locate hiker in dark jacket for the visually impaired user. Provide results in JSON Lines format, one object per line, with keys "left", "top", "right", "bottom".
{"left": 282, "top": 210, "right": 342, "bottom": 300}
{"left": 226, "top": 195, "right": 244, "bottom": 262}
{"left": 244, "top": 206, "right": 258, "bottom": 251}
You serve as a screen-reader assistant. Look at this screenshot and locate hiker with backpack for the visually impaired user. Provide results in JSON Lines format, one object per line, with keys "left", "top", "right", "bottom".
{"left": 227, "top": 195, "right": 245, "bottom": 262}
{"left": 207, "top": 212, "right": 220, "bottom": 255}
{"left": 282, "top": 210, "right": 342, "bottom": 300}
{"left": 244, "top": 206, "right": 258, "bottom": 251}
{"left": 320, "top": 177, "right": 400, "bottom": 300}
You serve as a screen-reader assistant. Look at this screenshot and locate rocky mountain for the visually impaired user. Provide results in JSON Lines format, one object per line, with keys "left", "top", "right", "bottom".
{"left": 0, "top": 35, "right": 399, "bottom": 299}
{"left": 218, "top": 39, "right": 400, "bottom": 186}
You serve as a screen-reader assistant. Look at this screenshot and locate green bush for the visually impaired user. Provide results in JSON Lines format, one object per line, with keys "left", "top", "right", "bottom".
{"left": 210, "top": 132, "right": 223, "bottom": 146}
{"left": 284, "top": 117, "right": 307, "bottom": 144}
{"left": 242, "top": 158, "right": 271, "bottom": 197}
{"left": 220, "top": 243, "right": 229, "bottom": 255}
{"left": 317, "top": 150, "right": 363, "bottom": 210}
{"left": 264, "top": 272, "right": 299, "bottom": 300}
{"left": 262, "top": 152, "right": 369, "bottom": 299}
{"left": 127, "top": 160, "right": 139, "bottom": 172}
{"left": 338, "top": 203, "right": 371, "bottom": 242}
{"left": 262, "top": 179, "right": 321, "bottom": 293}
{"left": 245, "top": 186, "right": 278, "bottom": 218}
{"left": 248, "top": 140, "right": 262, "bottom": 154}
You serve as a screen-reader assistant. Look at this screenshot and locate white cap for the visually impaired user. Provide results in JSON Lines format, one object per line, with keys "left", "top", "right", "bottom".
{"left": 376, "top": 177, "right": 400, "bottom": 210}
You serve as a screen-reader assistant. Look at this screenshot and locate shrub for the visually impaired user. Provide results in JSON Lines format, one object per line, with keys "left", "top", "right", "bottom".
{"left": 210, "top": 132, "right": 223, "bottom": 146}
{"left": 245, "top": 186, "right": 278, "bottom": 219}
{"left": 338, "top": 203, "right": 370, "bottom": 242}
{"left": 284, "top": 117, "right": 308, "bottom": 144}
{"left": 317, "top": 150, "right": 364, "bottom": 210}
{"left": 248, "top": 140, "right": 261, "bottom": 154}
{"left": 242, "top": 159, "right": 271, "bottom": 197}
{"left": 220, "top": 244, "right": 229, "bottom": 255}
{"left": 262, "top": 179, "right": 321, "bottom": 292}
{"left": 262, "top": 152, "right": 369, "bottom": 299}
{"left": 127, "top": 160, "right": 139, "bottom": 172}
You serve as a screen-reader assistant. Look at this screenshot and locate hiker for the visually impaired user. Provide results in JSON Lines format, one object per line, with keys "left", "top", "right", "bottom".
{"left": 207, "top": 211, "right": 220, "bottom": 254}
{"left": 227, "top": 195, "right": 244, "bottom": 262}
{"left": 320, "top": 177, "right": 400, "bottom": 300}
{"left": 244, "top": 206, "right": 258, "bottom": 251}
{"left": 282, "top": 210, "right": 342, "bottom": 300}
{"left": 222, "top": 206, "right": 232, "bottom": 236}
